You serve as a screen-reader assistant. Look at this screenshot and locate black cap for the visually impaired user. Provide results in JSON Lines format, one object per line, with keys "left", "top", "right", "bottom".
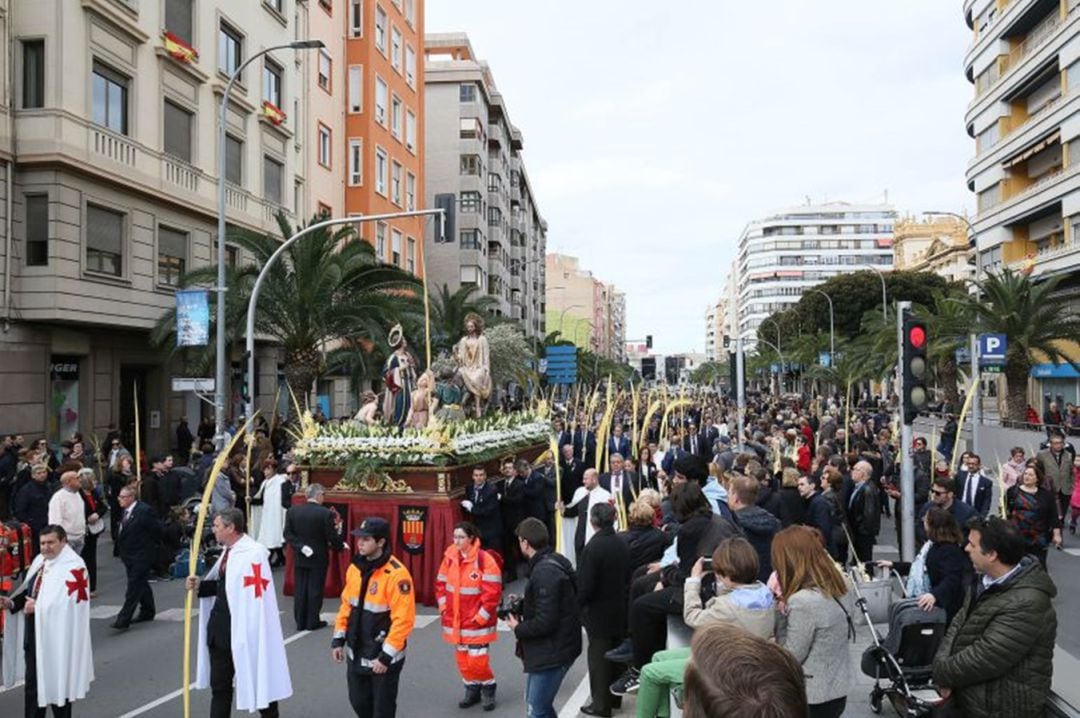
{"left": 351, "top": 516, "right": 390, "bottom": 541}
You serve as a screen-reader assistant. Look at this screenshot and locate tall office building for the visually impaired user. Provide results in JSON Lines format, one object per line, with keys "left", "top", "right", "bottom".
{"left": 422, "top": 33, "right": 546, "bottom": 340}
{"left": 0, "top": 0, "right": 316, "bottom": 450}
{"left": 343, "top": 0, "right": 425, "bottom": 276}
{"left": 735, "top": 201, "right": 896, "bottom": 351}
{"left": 964, "top": 0, "right": 1080, "bottom": 404}
{"left": 704, "top": 297, "right": 728, "bottom": 362}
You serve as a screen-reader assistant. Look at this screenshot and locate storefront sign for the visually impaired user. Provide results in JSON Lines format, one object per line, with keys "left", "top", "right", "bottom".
{"left": 50, "top": 356, "right": 80, "bottom": 381}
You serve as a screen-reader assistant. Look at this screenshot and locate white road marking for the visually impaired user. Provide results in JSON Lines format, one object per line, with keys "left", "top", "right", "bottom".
{"left": 557, "top": 671, "right": 593, "bottom": 718}
{"left": 116, "top": 629, "right": 313, "bottom": 717}
{"left": 1062, "top": 548, "right": 1080, "bottom": 558}
{"left": 89, "top": 604, "right": 121, "bottom": 619}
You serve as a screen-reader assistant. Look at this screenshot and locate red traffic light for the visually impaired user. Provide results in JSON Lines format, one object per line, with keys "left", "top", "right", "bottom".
{"left": 908, "top": 325, "right": 926, "bottom": 349}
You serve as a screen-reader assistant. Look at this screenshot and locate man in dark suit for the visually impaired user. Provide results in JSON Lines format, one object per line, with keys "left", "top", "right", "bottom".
{"left": 517, "top": 458, "right": 547, "bottom": 524}
{"left": 607, "top": 425, "right": 630, "bottom": 463}
{"left": 683, "top": 424, "right": 709, "bottom": 460}
{"left": 661, "top": 434, "right": 687, "bottom": 476}
{"left": 846, "top": 460, "right": 881, "bottom": 563}
{"left": 462, "top": 466, "right": 502, "bottom": 555}
{"left": 500, "top": 459, "right": 526, "bottom": 580}
{"left": 559, "top": 444, "right": 585, "bottom": 501}
{"left": 599, "top": 453, "right": 640, "bottom": 511}
{"left": 956, "top": 453, "right": 993, "bottom": 517}
{"left": 555, "top": 419, "right": 573, "bottom": 451}
{"left": 576, "top": 502, "right": 630, "bottom": 717}
{"left": 575, "top": 424, "right": 598, "bottom": 469}
{"left": 113, "top": 484, "right": 162, "bottom": 629}
{"left": 283, "top": 483, "right": 345, "bottom": 631}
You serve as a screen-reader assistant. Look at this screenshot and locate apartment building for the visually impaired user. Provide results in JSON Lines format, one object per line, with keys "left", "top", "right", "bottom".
{"left": 892, "top": 215, "right": 975, "bottom": 283}
{"left": 545, "top": 253, "right": 625, "bottom": 360}
{"left": 343, "top": 0, "right": 425, "bottom": 277}
{"left": 964, "top": 0, "right": 1080, "bottom": 405}
{"left": 0, "top": 0, "right": 316, "bottom": 450}
{"left": 423, "top": 33, "right": 546, "bottom": 340}
{"left": 704, "top": 297, "right": 729, "bottom": 362}
{"left": 735, "top": 201, "right": 896, "bottom": 351}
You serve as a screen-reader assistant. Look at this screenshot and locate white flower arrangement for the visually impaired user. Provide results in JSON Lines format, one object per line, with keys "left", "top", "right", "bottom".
{"left": 294, "top": 411, "right": 549, "bottom": 467}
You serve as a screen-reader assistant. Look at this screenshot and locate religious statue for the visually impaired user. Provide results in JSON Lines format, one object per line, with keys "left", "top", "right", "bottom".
{"left": 353, "top": 390, "right": 380, "bottom": 425}
{"left": 405, "top": 371, "right": 433, "bottom": 429}
{"left": 431, "top": 366, "right": 466, "bottom": 424}
{"left": 452, "top": 313, "right": 492, "bottom": 418}
{"left": 382, "top": 324, "right": 416, "bottom": 429}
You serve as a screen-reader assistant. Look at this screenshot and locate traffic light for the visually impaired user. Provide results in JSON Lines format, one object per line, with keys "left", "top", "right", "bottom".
{"left": 901, "top": 316, "right": 928, "bottom": 425}
{"left": 646, "top": 335, "right": 653, "bottom": 349}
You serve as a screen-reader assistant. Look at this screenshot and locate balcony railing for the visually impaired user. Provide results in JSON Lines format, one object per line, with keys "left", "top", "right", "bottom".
{"left": 975, "top": 3, "right": 1078, "bottom": 100}
{"left": 91, "top": 127, "right": 137, "bottom": 166}
{"left": 1003, "top": 91, "right": 1065, "bottom": 139}
{"left": 164, "top": 157, "right": 200, "bottom": 193}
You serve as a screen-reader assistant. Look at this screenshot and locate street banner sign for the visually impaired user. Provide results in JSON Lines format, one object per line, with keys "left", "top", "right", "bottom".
{"left": 818, "top": 352, "right": 831, "bottom": 367}
{"left": 176, "top": 290, "right": 210, "bottom": 346}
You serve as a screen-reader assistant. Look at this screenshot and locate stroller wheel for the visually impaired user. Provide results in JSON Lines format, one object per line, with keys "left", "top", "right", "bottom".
{"left": 869, "top": 689, "right": 883, "bottom": 714}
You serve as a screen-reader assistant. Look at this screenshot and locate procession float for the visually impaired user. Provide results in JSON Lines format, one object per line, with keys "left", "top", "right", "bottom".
{"left": 286, "top": 315, "right": 550, "bottom": 605}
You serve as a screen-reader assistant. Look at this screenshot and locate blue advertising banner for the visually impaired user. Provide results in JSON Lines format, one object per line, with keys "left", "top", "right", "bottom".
{"left": 176, "top": 290, "right": 210, "bottom": 347}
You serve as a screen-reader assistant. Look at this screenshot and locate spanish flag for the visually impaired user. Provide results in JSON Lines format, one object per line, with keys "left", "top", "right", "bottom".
{"left": 162, "top": 30, "right": 198, "bottom": 64}
{"left": 262, "top": 101, "right": 287, "bottom": 126}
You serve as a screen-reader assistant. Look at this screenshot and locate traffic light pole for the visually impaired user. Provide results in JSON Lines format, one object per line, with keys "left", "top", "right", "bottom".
{"left": 970, "top": 333, "right": 980, "bottom": 457}
{"left": 736, "top": 335, "right": 745, "bottom": 447}
{"left": 898, "top": 300, "right": 915, "bottom": 562}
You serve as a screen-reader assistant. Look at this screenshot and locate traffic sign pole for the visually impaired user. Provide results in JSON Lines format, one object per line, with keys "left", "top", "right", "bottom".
{"left": 970, "top": 333, "right": 980, "bottom": 458}
{"left": 897, "top": 301, "right": 914, "bottom": 562}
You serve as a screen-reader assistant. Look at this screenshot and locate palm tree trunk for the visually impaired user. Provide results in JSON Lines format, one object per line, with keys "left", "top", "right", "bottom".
{"left": 284, "top": 346, "right": 323, "bottom": 411}
{"left": 940, "top": 356, "right": 960, "bottom": 411}
{"left": 1004, "top": 362, "right": 1030, "bottom": 423}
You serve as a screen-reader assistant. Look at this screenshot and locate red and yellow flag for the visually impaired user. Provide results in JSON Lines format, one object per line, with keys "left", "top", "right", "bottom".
{"left": 162, "top": 30, "right": 198, "bottom": 64}
{"left": 262, "top": 101, "right": 287, "bottom": 126}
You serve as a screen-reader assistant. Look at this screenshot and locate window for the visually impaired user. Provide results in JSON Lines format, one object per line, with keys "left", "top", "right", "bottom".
{"left": 219, "top": 22, "right": 242, "bottom": 76}
{"left": 215, "top": 241, "right": 239, "bottom": 267}
{"left": 405, "top": 45, "right": 416, "bottom": 87}
{"left": 25, "top": 195, "right": 48, "bottom": 266}
{"left": 317, "top": 202, "right": 331, "bottom": 218}
{"left": 375, "top": 147, "right": 388, "bottom": 195}
{"left": 91, "top": 62, "right": 128, "bottom": 134}
{"left": 158, "top": 225, "right": 187, "bottom": 287}
{"left": 391, "top": 161, "right": 402, "bottom": 205}
{"left": 318, "top": 123, "right": 332, "bottom": 167}
{"left": 405, "top": 110, "right": 416, "bottom": 152}
{"left": 22, "top": 40, "right": 44, "bottom": 109}
{"left": 376, "top": 221, "right": 387, "bottom": 259}
{"left": 348, "top": 139, "right": 363, "bottom": 185}
{"left": 86, "top": 204, "right": 123, "bottom": 276}
{"left": 460, "top": 84, "right": 476, "bottom": 103}
{"left": 375, "top": 4, "right": 387, "bottom": 54}
{"left": 225, "top": 134, "right": 243, "bottom": 185}
{"left": 264, "top": 155, "right": 284, "bottom": 205}
{"left": 265, "top": 0, "right": 284, "bottom": 11}
{"left": 459, "top": 117, "right": 482, "bottom": 139}
{"left": 391, "top": 229, "right": 402, "bottom": 265}
{"left": 350, "top": 0, "right": 363, "bottom": 36}
{"left": 404, "top": 0, "right": 415, "bottom": 24}
{"left": 460, "top": 154, "right": 482, "bottom": 175}
{"left": 460, "top": 229, "right": 482, "bottom": 250}
{"left": 348, "top": 65, "right": 363, "bottom": 112}
{"left": 977, "top": 123, "right": 999, "bottom": 153}
{"left": 318, "top": 49, "right": 332, "bottom": 92}
{"left": 459, "top": 191, "right": 482, "bottom": 212}
{"left": 163, "top": 100, "right": 194, "bottom": 162}
{"left": 165, "top": 0, "right": 194, "bottom": 45}
{"left": 263, "top": 58, "right": 283, "bottom": 108}
{"left": 319, "top": 0, "right": 333, "bottom": 11}
{"left": 487, "top": 206, "right": 502, "bottom": 227}
{"left": 391, "top": 96, "right": 402, "bottom": 138}
{"left": 391, "top": 26, "right": 402, "bottom": 72}
{"left": 406, "top": 172, "right": 415, "bottom": 210}
{"left": 375, "top": 75, "right": 387, "bottom": 124}
{"left": 406, "top": 237, "right": 415, "bottom": 273}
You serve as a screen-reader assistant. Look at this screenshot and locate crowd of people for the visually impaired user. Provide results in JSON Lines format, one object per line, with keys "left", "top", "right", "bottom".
{"left": 0, "top": 389, "right": 1075, "bottom": 717}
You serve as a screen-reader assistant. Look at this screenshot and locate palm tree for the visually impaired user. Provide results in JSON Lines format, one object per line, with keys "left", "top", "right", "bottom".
{"left": 151, "top": 213, "right": 422, "bottom": 404}
{"left": 963, "top": 268, "right": 1080, "bottom": 421}
{"left": 427, "top": 284, "right": 499, "bottom": 357}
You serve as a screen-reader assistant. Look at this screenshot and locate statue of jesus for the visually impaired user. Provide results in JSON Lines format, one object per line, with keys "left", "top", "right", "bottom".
{"left": 452, "top": 313, "right": 492, "bottom": 418}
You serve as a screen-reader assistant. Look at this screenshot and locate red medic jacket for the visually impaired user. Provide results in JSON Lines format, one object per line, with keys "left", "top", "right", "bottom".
{"left": 434, "top": 538, "right": 502, "bottom": 645}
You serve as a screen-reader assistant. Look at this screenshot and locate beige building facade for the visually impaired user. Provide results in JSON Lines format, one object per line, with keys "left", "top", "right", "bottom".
{"left": 892, "top": 215, "right": 975, "bottom": 283}
{"left": 0, "top": 0, "right": 314, "bottom": 451}
{"left": 545, "top": 252, "right": 625, "bottom": 360}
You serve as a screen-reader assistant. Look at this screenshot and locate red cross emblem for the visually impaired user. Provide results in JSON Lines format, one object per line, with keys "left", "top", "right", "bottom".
{"left": 65, "top": 568, "right": 89, "bottom": 603}
{"left": 243, "top": 563, "right": 270, "bottom": 598}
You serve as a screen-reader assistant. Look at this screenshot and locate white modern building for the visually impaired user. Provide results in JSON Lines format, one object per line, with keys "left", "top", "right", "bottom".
{"left": 735, "top": 201, "right": 897, "bottom": 351}
{"left": 964, "top": 0, "right": 1080, "bottom": 405}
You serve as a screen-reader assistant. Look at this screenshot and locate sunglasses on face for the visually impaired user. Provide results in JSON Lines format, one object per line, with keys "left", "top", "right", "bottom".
{"left": 931, "top": 489, "right": 949, "bottom": 496}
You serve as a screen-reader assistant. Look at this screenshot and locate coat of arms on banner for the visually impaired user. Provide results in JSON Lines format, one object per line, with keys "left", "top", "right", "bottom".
{"left": 398, "top": 505, "right": 427, "bottom": 555}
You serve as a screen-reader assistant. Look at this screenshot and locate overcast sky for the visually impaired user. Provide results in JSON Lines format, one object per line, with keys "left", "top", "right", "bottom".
{"left": 426, "top": 1, "right": 974, "bottom": 355}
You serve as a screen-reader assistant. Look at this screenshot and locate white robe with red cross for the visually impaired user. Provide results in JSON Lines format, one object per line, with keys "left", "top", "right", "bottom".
{"left": 195, "top": 534, "right": 292, "bottom": 711}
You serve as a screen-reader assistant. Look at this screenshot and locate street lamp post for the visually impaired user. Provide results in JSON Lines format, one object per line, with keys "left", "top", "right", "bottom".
{"left": 807, "top": 288, "right": 835, "bottom": 366}
{"left": 756, "top": 337, "right": 786, "bottom": 397}
{"left": 860, "top": 263, "right": 889, "bottom": 402}
{"left": 243, "top": 209, "right": 444, "bottom": 421}
{"left": 557, "top": 304, "right": 583, "bottom": 339}
{"left": 760, "top": 317, "right": 783, "bottom": 394}
{"left": 215, "top": 39, "right": 325, "bottom": 450}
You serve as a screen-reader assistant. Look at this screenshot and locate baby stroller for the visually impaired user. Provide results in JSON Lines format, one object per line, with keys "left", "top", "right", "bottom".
{"left": 852, "top": 571, "right": 947, "bottom": 716}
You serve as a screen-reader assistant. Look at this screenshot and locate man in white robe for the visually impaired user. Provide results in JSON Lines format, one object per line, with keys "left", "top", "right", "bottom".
{"left": 557, "top": 468, "right": 612, "bottom": 567}
{"left": 1, "top": 524, "right": 93, "bottom": 717}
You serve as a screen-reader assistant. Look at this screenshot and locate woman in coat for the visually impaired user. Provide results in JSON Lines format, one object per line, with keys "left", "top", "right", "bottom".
{"left": 1006, "top": 461, "right": 1062, "bottom": 568}
{"left": 772, "top": 525, "right": 854, "bottom": 718}
{"left": 618, "top": 500, "right": 669, "bottom": 574}
{"left": 435, "top": 521, "right": 503, "bottom": 711}
{"left": 877, "top": 506, "right": 969, "bottom": 623}
{"left": 78, "top": 467, "right": 107, "bottom": 595}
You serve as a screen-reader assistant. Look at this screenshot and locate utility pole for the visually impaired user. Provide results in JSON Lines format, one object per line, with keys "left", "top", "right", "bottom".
{"left": 898, "top": 300, "right": 915, "bottom": 561}
{"left": 736, "top": 336, "right": 745, "bottom": 448}
{"left": 970, "top": 333, "right": 980, "bottom": 457}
